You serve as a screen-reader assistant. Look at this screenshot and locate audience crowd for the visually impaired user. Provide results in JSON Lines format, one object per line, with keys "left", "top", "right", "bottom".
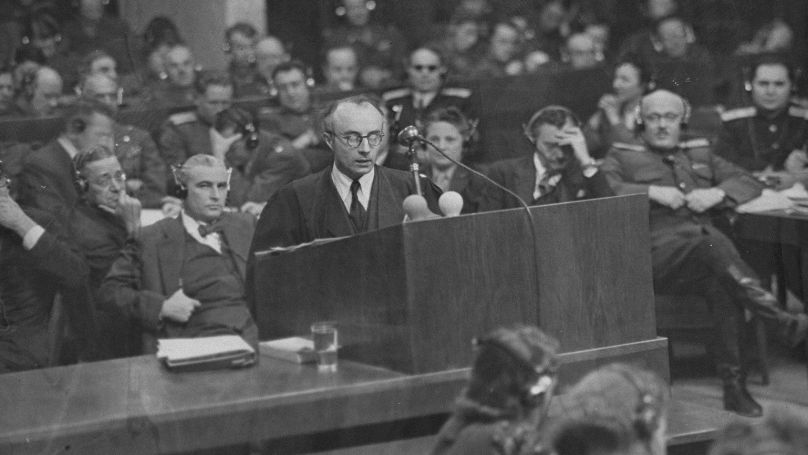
{"left": 1, "top": 0, "right": 808, "bottom": 452}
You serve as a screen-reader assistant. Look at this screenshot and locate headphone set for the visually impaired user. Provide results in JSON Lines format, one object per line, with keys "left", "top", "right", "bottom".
{"left": 335, "top": 0, "right": 376, "bottom": 17}
{"left": 473, "top": 332, "right": 557, "bottom": 408}
{"left": 171, "top": 163, "right": 232, "bottom": 199}
{"left": 522, "top": 105, "right": 582, "bottom": 145}
{"left": 633, "top": 91, "right": 691, "bottom": 132}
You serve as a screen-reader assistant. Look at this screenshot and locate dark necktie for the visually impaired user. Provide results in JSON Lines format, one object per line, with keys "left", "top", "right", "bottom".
{"left": 349, "top": 179, "right": 366, "bottom": 232}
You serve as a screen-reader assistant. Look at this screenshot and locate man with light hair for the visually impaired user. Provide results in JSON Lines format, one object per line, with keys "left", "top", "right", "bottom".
{"left": 100, "top": 154, "right": 258, "bottom": 352}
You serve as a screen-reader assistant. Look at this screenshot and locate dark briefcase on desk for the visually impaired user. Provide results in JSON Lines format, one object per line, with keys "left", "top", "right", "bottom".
{"left": 157, "top": 335, "right": 257, "bottom": 372}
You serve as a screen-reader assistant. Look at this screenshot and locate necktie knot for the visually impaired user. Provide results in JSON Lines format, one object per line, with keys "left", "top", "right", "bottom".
{"left": 198, "top": 223, "right": 223, "bottom": 238}
{"left": 350, "top": 179, "right": 361, "bottom": 196}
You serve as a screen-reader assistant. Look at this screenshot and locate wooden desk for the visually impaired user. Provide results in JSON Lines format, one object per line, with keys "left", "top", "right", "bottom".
{"left": 0, "top": 339, "right": 668, "bottom": 455}
{"left": 736, "top": 211, "right": 808, "bottom": 297}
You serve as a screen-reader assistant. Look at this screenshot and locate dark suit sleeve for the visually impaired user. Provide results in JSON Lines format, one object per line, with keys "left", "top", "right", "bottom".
{"left": 250, "top": 184, "right": 307, "bottom": 251}
{"left": 25, "top": 210, "right": 99, "bottom": 359}
{"left": 710, "top": 152, "right": 763, "bottom": 205}
{"left": 473, "top": 162, "right": 510, "bottom": 212}
{"left": 583, "top": 169, "right": 615, "bottom": 199}
{"left": 17, "top": 154, "right": 73, "bottom": 221}
{"left": 98, "top": 238, "right": 166, "bottom": 332}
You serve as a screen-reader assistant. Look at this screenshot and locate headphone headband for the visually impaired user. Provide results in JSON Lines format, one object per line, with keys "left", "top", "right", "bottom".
{"left": 606, "top": 365, "right": 660, "bottom": 441}
{"left": 634, "top": 90, "right": 691, "bottom": 133}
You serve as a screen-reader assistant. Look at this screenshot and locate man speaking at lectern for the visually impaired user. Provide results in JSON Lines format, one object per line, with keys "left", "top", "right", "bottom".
{"left": 249, "top": 94, "right": 441, "bottom": 251}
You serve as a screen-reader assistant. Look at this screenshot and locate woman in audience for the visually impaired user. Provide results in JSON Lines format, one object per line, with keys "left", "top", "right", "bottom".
{"left": 437, "top": 10, "right": 485, "bottom": 78}
{"left": 709, "top": 409, "right": 808, "bottom": 455}
{"left": 585, "top": 54, "right": 651, "bottom": 158}
{"left": 431, "top": 324, "right": 559, "bottom": 455}
{"left": 548, "top": 363, "right": 669, "bottom": 455}
{"left": 422, "top": 106, "right": 480, "bottom": 213}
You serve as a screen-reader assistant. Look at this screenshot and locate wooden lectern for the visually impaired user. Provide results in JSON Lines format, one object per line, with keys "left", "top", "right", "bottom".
{"left": 254, "top": 194, "right": 666, "bottom": 378}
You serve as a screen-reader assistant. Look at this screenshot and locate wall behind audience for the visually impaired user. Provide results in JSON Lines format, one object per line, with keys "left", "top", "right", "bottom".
{"left": 118, "top": 0, "right": 266, "bottom": 71}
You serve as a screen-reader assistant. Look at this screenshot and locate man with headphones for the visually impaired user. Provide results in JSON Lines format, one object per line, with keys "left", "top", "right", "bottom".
{"left": 100, "top": 154, "right": 258, "bottom": 353}
{"left": 258, "top": 60, "right": 333, "bottom": 173}
{"left": 71, "top": 145, "right": 142, "bottom": 358}
{"left": 224, "top": 22, "right": 260, "bottom": 98}
{"left": 147, "top": 43, "right": 199, "bottom": 108}
{"left": 17, "top": 98, "right": 115, "bottom": 222}
{"left": 476, "top": 105, "right": 613, "bottom": 212}
{"left": 157, "top": 72, "right": 234, "bottom": 209}
{"left": 601, "top": 88, "right": 808, "bottom": 417}
{"left": 431, "top": 325, "right": 559, "bottom": 455}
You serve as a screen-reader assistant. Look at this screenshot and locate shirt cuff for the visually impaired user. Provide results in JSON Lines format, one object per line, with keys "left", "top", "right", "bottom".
{"left": 22, "top": 225, "right": 45, "bottom": 250}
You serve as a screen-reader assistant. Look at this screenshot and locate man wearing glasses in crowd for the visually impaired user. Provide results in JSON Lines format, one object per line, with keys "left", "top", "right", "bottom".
{"left": 382, "top": 46, "right": 475, "bottom": 148}
{"left": 72, "top": 146, "right": 142, "bottom": 358}
{"left": 249, "top": 94, "right": 441, "bottom": 251}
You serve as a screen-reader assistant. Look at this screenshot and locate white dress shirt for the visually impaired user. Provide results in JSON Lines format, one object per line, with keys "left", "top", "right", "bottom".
{"left": 181, "top": 211, "right": 222, "bottom": 254}
{"left": 331, "top": 165, "right": 374, "bottom": 212}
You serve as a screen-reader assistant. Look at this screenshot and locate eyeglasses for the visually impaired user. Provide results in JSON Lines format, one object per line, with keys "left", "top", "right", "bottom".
{"left": 411, "top": 64, "right": 439, "bottom": 72}
{"left": 91, "top": 170, "right": 126, "bottom": 187}
{"left": 328, "top": 131, "right": 384, "bottom": 148}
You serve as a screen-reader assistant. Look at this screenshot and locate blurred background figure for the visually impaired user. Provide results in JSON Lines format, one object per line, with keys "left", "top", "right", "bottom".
{"left": 469, "top": 19, "right": 524, "bottom": 79}
{"left": 224, "top": 22, "right": 259, "bottom": 98}
{"left": 562, "top": 32, "right": 603, "bottom": 70}
{"left": 149, "top": 43, "right": 198, "bottom": 108}
{"left": 434, "top": 10, "right": 484, "bottom": 79}
{"left": 585, "top": 54, "right": 652, "bottom": 158}
{"left": 321, "top": 0, "right": 405, "bottom": 89}
{"left": 431, "top": 325, "right": 559, "bottom": 455}
{"left": 421, "top": 106, "right": 479, "bottom": 213}
{"left": 15, "top": 65, "right": 63, "bottom": 117}
{"left": 249, "top": 35, "right": 289, "bottom": 97}
{"left": 548, "top": 363, "right": 669, "bottom": 455}
{"left": 709, "top": 409, "right": 808, "bottom": 455}
{"left": 320, "top": 44, "right": 360, "bottom": 92}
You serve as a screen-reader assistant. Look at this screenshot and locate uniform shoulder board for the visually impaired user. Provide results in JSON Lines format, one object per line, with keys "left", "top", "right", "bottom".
{"left": 720, "top": 106, "right": 756, "bottom": 122}
{"left": 788, "top": 106, "right": 808, "bottom": 120}
{"left": 381, "top": 87, "right": 412, "bottom": 101}
{"left": 440, "top": 87, "right": 471, "bottom": 98}
{"left": 679, "top": 138, "right": 710, "bottom": 149}
{"left": 612, "top": 142, "right": 646, "bottom": 152}
{"left": 168, "top": 111, "right": 197, "bottom": 126}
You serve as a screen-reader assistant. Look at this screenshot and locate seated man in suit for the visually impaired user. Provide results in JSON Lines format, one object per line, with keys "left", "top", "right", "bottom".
{"left": 16, "top": 98, "right": 115, "bottom": 222}
{"left": 600, "top": 89, "right": 808, "bottom": 417}
{"left": 476, "top": 105, "right": 613, "bottom": 211}
{"left": 100, "top": 155, "right": 258, "bottom": 352}
{"left": 0, "top": 171, "right": 96, "bottom": 372}
{"left": 250, "top": 94, "right": 442, "bottom": 251}
{"left": 72, "top": 146, "right": 142, "bottom": 358}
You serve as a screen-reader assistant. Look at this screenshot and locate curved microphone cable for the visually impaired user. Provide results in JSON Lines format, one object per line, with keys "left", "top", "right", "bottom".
{"left": 417, "top": 135, "right": 542, "bottom": 304}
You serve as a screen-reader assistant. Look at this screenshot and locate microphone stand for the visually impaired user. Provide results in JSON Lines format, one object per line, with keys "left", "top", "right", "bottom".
{"left": 407, "top": 141, "right": 424, "bottom": 196}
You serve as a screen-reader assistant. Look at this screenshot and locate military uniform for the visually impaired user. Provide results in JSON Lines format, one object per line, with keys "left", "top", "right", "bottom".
{"left": 146, "top": 80, "right": 196, "bottom": 109}
{"left": 382, "top": 86, "right": 475, "bottom": 141}
{"left": 715, "top": 104, "right": 808, "bottom": 172}
{"left": 258, "top": 105, "right": 332, "bottom": 173}
{"left": 715, "top": 104, "right": 808, "bottom": 299}
{"left": 157, "top": 111, "right": 213, "bottom": 194}
{"left": 114, "top": 123, "right": 166, "bottom": 208}
{"left": 601, "top": 139, "right": 805, "bottom": 383}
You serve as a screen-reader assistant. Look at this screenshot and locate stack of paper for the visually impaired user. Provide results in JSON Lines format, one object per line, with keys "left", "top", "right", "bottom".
{"left": 157, "top": 335, "right": 256, "bottom": 372}
{"left": 259, "top": 337, "right": 318, "bottom": 364}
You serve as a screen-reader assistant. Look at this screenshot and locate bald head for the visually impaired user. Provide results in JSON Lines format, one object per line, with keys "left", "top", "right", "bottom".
{"left": 639, "top": 90, "right": 687, "bottom": 149}
{"left": 566, "top": 33, "right": 599, "bottom": 69}
{"left": 31, "top": 66, "right": 62, "bottom": 116}
{"left": 81, "top": 73, "right": 119, "bottom": 111}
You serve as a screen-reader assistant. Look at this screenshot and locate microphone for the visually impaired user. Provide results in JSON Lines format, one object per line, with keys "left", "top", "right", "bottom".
{"left": 397, "top": 125, "right": 425, "bottom": 196}
{"left": 438, "top": 191, "right": 463, "bottom": 217}
{"left": 397, "top": 125, "right": 423, "bottom": 147}
{"left": 403, "top": 194, "right": 439, "bottom": 221}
